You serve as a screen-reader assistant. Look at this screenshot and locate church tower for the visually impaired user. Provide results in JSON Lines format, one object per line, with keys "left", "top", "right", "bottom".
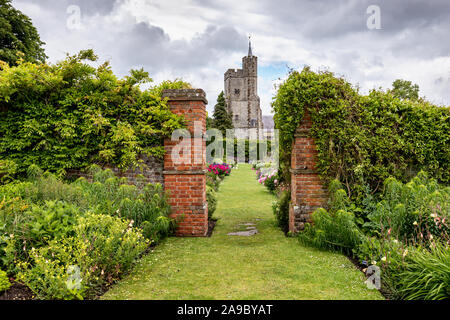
{"left": 224, "top": 38, "right": 263, "bottom": 133}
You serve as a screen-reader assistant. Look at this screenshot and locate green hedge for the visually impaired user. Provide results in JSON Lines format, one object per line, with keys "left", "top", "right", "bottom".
{"left": 273, "top": 67, "right": 449, "bottom": 202}
{"left": 0, "top": 50, "right": 185, "bottom": 177}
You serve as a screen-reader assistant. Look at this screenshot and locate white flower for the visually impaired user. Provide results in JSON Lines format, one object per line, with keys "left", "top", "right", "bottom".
{"left": 413, "top": 221, "right": 418, "bottom": 226}
{"left": 430, "top": 213, "right": 437, "bottom": 218}
{"left": 371, "top": 260, "right": 377, "bottom": 265}
{"left": 403, "top": 249, "right": 408, "bottom": 257}
{"left": 381, "top": 256, "right": 387, "bottom": 262}
{"left": 429, "top": 234, "right": 434, "bottom": 240}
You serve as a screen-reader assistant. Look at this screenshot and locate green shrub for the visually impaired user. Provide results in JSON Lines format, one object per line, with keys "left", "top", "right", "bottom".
{"left": 18, "top": 213, "right": 147, "bottom": 300}
{"left": 272, "top": 190, "right": 290, "bottom": 231}
{"left": 0, "top": 50, "right": 185, "bottom": 176}
{"left": 273, "top": 67, "right": 450, "bottom": 202}
{"left": 0, "top": 269, "right": 11, "bottom": 293}
{"left": 364, "top": 172, "right": 449, "bottom": 243}
{"left": 206, "top": 186, "right": 217, "bottom": 219}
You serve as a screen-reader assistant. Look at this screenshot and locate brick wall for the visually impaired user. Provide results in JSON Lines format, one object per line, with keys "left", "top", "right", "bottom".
{"left": 66, "top": 155, "right": 164, "bottom": 185}
{"left": 162, "top": 89, "right": 208, "bottom": 237}
{"left": 289, "top": 111, "right": 328, "bottom": 233}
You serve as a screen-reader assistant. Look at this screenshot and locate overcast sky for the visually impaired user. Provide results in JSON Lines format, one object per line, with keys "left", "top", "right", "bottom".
{"left": 12, "top": 0, "right": 450, "bottom": 115}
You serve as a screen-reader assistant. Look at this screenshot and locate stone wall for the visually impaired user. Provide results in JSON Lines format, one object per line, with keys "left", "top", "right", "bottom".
{"left": 66, "top": 155, "right": 164, "bottom": 185}
{"left": 162, "top": 89, "right": 209, "bottom": 237}
{"left": 289, "top": 111, "right": 328, "bottom": 233}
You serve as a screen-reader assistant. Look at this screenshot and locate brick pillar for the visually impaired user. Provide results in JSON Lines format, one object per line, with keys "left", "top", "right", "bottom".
{"left": 162, "top": 89, "right": 208, "bottom": 237}
{"left": 289, "top": 111, "right": 328, "bottom": 233}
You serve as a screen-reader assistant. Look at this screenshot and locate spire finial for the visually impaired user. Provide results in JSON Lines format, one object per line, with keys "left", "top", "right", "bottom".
{"left": 248, "top": 34, "right": 253, "bottom": 56}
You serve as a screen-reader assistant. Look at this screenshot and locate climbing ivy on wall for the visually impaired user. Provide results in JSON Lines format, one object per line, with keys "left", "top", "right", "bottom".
{"left": 272, "top": 67, "right": 449, "bottom": 201}
{"left": 0, "top": 50, "right": 186, "bottom": 176}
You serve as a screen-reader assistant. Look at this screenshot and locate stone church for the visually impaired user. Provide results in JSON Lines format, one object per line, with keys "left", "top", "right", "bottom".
{"left": 224, "top": 40, "right": 264, "bottom": 133}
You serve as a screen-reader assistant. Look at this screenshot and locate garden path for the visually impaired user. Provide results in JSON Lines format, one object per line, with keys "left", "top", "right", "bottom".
{"left": 102, "top": 164, "right": 383, "bottom": 300}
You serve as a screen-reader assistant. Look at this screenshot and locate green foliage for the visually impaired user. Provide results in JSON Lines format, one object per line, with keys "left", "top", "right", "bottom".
{"left": 148, "top": 79, "right": 192, "bottom": 97}
{"left": 212, "top": 91, "right": 234, "bottom": 135}
{"left": 0, "top": 158, "right": 17, "bottom": 183}
{"left": 298, "top": 172, "right": 450, "bottom": 300}
{"left": 272, "top": 190, "right": 290, "bottom": 231}
{"left": 206, "top": 185, "right": 217, "bottom": 219}
{"left": 364, "top": 171, "right": 449, "bottom": 243}
{"left": 0, "top": 0, "right": 47, "bottom": 66}
{"left": 396, "top": 243, "right": 450, "bottom": 300}
{"left": 390, "top": 79, "right": 420, "bottom": 101}
{"left": 17, "top": 213, "right": 147, "bottom": 300}
{"left": 0, "top": 50, "right": 185, "bottom": 176}
{"left": 272, "top": 67, "right": 450, "bottom": 202}
{"left": 0, "top": 268, "right": 10, "bottom": 293}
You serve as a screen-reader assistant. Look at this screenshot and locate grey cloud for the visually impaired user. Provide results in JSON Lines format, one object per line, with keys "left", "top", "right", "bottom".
{"left": 22, "top": 0, "right": 120, "bottom": 16}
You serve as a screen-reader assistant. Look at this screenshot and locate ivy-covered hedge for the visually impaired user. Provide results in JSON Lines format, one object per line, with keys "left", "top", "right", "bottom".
{"left": 0, "top": 50, "right": 186, "bottom": 177}
{"left": 273, "top": 67, "right": 449, "bottom": 201}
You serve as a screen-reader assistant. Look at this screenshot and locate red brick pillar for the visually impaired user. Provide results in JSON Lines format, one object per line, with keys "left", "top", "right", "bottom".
{"left": 162, "top": 89, "right": 208, "bottom": 237}
{"left": 289, "top": 111, "right": 328, "bottom": 233}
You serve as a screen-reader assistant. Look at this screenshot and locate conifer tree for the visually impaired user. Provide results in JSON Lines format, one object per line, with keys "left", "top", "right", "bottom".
{"left": 212, "top": 91, "right": 233, "bottom": 135}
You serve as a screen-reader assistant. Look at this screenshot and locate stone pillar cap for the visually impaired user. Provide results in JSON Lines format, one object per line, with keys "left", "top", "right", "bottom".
{"left": 162, "top": 89, "right": 208, "bottom": 105}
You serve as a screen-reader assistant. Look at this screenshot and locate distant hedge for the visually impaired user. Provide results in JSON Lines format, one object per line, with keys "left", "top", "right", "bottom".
{"left": 273, "top": 67, "right": 449, "bottom": 201}
{"left": 0, "top": 50, "right": 187, "bottom": 177}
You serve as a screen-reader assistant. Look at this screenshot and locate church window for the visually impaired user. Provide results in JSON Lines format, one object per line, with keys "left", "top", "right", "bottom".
{"left": 234, "top": 88, "right": 240, "bottom": 95}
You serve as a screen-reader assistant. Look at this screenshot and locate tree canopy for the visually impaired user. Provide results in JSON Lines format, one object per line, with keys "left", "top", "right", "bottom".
{"left": 0, "top": 0, "right": 47, "bottom": 66}
{"left": 390, "top": 79, "right": 420, "bottom": 101}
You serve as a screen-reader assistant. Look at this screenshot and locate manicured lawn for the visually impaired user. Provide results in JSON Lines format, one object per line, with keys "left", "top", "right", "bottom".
{"left": 102, "top": 164, "right": 383, "bottom": 300}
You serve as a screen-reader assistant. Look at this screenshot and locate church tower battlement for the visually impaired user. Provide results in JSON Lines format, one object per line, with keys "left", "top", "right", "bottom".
{"left": 224, "top": 38, "right": 263, "bottom": 133}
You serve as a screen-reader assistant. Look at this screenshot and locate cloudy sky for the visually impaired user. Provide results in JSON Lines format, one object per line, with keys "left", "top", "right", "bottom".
{"left": 12, "top": 0, "right": 450, "bottom": 114}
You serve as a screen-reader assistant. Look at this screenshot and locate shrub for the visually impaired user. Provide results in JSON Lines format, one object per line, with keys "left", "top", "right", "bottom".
{"left": 0, "top": 269, "right": 11, "bottom": 293}
{"left": 258, "top": 169, "right": 279, "bottom": 193}
{"left": 207, "top": 163, "right": 231, "bottom": 179}
{"left": 206, "top": 171, "right": 220, "bottom": 191}
{"left": 0, "top": 50, "right": 185, "bottom": 176}
{"left": 17, "top": 213, "right": 147, "bottom": 300}
{"left": 206, "top": 186, "right": 217, "bottom": 219}
{"left": 272, "top": 190, "right": 290, "bottom": 232}
{"left": 273, "top": 67, "right": 450, "bottom": 202}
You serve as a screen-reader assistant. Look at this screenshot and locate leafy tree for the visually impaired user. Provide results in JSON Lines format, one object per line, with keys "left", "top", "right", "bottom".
{"left": 148, "top": 79, "right": 192, "bottom": 97}
{"left": 0, "top": 0, "right": 47, "bottom": 66}
{"left": 391, "top": 79, "right": 420, "bottom": 100}
{"left": 212, "top": 91, "right": 233, "bottom": 135}
{"left": 0, "top": 50, "right": 185, "bottom": 176}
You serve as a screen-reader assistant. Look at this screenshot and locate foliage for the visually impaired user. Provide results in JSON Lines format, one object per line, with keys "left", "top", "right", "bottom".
{"left": 272, "top": 67, "right": 450, "bottom": 202}
{"left": 364, "top": 171, "right": 449, "bottom": 243}
{"left": 298, "top": 172, "right": 450, "bottom": 300}
{"left": 0, "top": 0, "right": 47, "bottom": 66}
{"left": 206, "top": 186, "right": 217, "bottom": 219}
{"left": 147, "top": 79, "right": 192, "bottom": 97}
{"left": 390, "top": 79, "right": 420, "bottom": 101}
{"left": 212, "top": 91, "right": 234, "bottom": 135}
{"left": 0, "top": 268, "right": 10, "bottom": 293}
{"left": 396, "top": 242, "right": 450, "bottom": 300}
{"left": 272, "top": 190, "right": 290, "bottom": 232}
{"left": 206, "top": 171, "right": 220, "bottom": 191}
{"left": 0, "top": 50, "right": 185, "bottom": 176}
{"left": 0, "top": 166, "right": 173, "bottom": 298}
{"left": 17, "top": 213, "right": 147, "bottom": 300}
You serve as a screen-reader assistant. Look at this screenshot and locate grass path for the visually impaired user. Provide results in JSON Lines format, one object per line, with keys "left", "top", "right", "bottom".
{"left": 102, "top": 164, "right": 383, "bottom": 300}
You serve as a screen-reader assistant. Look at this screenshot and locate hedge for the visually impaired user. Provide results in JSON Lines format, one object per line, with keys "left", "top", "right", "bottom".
{"left": 273, "top": 67, "right": 450, "bottom": 202}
